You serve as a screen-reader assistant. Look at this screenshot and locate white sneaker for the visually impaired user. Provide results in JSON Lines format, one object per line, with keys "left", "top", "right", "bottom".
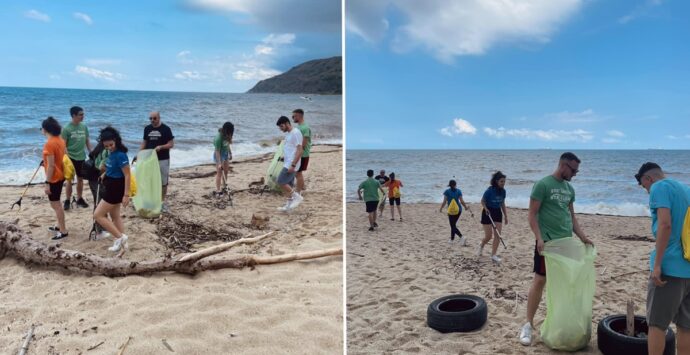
{"left": 476, "top": 244, "right": 484, "bottom": 257}
{"left": 108, "top": 234, "right": 129, "bottom": 252}
{"left": 519, "top": 322, "right": 533, "bottom": 346}
{"left": 96, "top": 231, "right": 112, "bottom": 240}
{"left": 277, "top": 199, "right": 292, "bottom": 211}
{"left": 288, "top": 192, "right": 304, "bottom": 209}
{"left": 491, "top": 255, "right": 502, "bottom": 264}
{"left": 448, "top": 238, "right": 453, "bottom": 244}
{"left": 458, "top": 236, "right": 467, "bottom": 246}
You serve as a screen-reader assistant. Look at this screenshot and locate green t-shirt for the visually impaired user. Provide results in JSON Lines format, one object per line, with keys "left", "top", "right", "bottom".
{"left": 530, "top": 175, "right": 575, "bottom": 241}
{"left": 359, "top": 178, "right": 381, "bottom": 202}
{"left": 61, "top": 122, "right": 89, "bottom": 160}
{"left": 298, "top": 123, "right": 312, "bottom": 157}
{"left": 213, "top": 133, "right": 230, "bottom": 154}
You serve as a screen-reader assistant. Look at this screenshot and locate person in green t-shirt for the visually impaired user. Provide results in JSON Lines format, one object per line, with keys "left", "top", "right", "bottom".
{"left": 61, "top": 106, "right": 93, "bottom": 210}
{"left": 358, "top": 169, "right": 385, "bottom": 231}
{"left": 519, "top": 152, "right": 594, "bottom": 346}
{"left": 292, "top": 109, "right": 311, "bottom": 195}
{"left": 213, "top": 122, "right": 234, "bottom": 197}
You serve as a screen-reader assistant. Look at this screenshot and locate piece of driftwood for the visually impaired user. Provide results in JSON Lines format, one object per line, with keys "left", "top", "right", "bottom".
{"left": 87, "top": 341, "right": 105, "bottom": 351}
{"left": 0, "top": 222, "right": 342, "bottom": 277}
{"left": 162, "top": 339, "right": 174, "bottom": 352}
{"left": 117, "top": 336, "right": 132, "bottom": 355}
{"left": 626, "top": 299, "right": 635, "bottom": 336}
{"left": 178, "top": 232, "right": 274, "bottom": 263}
{"left": 17, "top": 324, "right": 34, "bottom": 355}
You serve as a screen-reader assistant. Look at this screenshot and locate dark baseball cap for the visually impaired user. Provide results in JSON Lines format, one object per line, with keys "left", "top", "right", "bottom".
{"left": 635, "top": 162, "right": 661, "bottom": 185}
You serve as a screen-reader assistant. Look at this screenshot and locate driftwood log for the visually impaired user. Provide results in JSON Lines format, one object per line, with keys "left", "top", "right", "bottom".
{"left": 0, "top": 222, "right": 342, "bottom": 277}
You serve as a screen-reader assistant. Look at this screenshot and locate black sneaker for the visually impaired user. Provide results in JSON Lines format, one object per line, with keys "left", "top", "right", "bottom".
{"left": 48, "top": 226, "right": 59, "bottom": 232}
{"left": 51, "top": 231, "right": 69, "bottom": 240}
{"left": 63, "top": 199, "right": 70, "bottom": 210}
{"left": 76, "top": 197, "right": 89, "bottom": 208}
{"left": 368, "top": 227, "right": 375, "bottom": 231}
{"left": 373, "top": 223, "right": 379, "bottom": 228}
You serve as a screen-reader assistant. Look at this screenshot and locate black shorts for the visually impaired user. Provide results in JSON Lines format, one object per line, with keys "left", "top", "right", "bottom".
{"left": 481, "top": 207, "right": 503, "bottom": 225}
{"left": 298, "top": 157, "right": 309, "bottom": 172}
{"left": 102, "top": 177, "right": 125, "bottom": 204}
{"left": 389, "top": 197, "right": 401, "bottom": 205}
{"left": 365, "top": 201, "right": 378, "bottom": 213}
{"left": 70, "top": 158, "right": 86, "bottom": 179}
{"left": 47, "top": 180, "right": 64, "bottom": 202}
{"left": 533, "top": 241, "right": 546, "bottom": 276}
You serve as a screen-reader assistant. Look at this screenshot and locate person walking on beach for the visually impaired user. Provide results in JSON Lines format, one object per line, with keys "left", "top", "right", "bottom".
{"left": 292, "top": 109, "right": 311, "bottom": 195}
{"left": 519, "top": 152, "right": 594, "bottom": 346}
{"left": 635, "top": 162, "right": 690, "bottom": 355}
{"left": 41, "top": 117, "right": 69, "bottom": 240}
{"left": 213, "top": 122, "right": 234, "bottom": 197}
{"left": 62, "top": 106, "right": 92, "bottom": 210}
{"left": 384, "top": 173, "right": 403, "bottom": 221}
{"left": 375, "top": 169, "right": 389, "bottom": 216}
{"left": 275, "top": 116, "right": 304, "bottom": 211}
{"left": 140, "top": 111, "right": 174, "bottom": 211}
{"left": 477, "top": 171, "right": 508, "bottom": 263}
{"left": 358, "top": 169, "right": 386, "bottom": 231}
{"left": 439, "top": 179, "right": 473, "bottom": 245}
{"left": 94, "top": 126, "right": 131, "bottom": 256}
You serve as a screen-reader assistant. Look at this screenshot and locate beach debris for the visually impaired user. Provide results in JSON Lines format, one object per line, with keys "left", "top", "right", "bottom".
{"left": 348, "top": 252, "right": 365, "bottom": 258}
{"left": 626, "top": 299, "right": 635, "bottom": 337}
{"left": 248, "top": 177, "right": 264, "bottom": 188}
{"left": 600, "top": 266, "right": 607, "bottom": 275}
{"left": 613, "top": 234, "right": 654, "bottom": 242}
{"left": 162, "top": 339, "right": 174, "bottom": 352}
{"left": 117, "top": 336, "right": 132, "bottom": 355}
{"left": 17, "top": 324, "right": 34, "bottom": 355}
{"left": 87, "top": 341, "right": 105, "bottom": 351}
{"left": 170, "top": 168, "right": 232, "bottom": 180}
{"left": 157, "top": 214, "right": 242, "bottom": 253}
{"left": 251, "top": 212, "right": 270, "bottom": 229}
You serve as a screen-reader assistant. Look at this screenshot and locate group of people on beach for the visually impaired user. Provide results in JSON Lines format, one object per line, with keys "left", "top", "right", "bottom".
{"left": 358, "top": 152, "right": 690, "bottom": 355}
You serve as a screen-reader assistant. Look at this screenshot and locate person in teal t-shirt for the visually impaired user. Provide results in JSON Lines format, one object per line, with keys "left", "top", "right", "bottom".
{"left": 636, "top": 162, "right": 690, "bottom": 355}
{"left": 61, "top": 106, "right": 93, "bottom": 210}
{"left": 213, "top": 122, "right": 234, "bottom": 197}
{"left": 519, "top": 152, "right": 593, "bottom": 347}
{"left": 292, "top": 109, "right": 311, "bottom": 194}
{"left": 358, "top": 169, "right": 385, "bottom": 231}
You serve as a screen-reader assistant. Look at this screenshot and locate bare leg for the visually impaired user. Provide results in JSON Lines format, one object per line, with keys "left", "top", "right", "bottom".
{"left": 296, "top": 171, "right": 305, "bottom": 193}
{"left": 280, "top": 183, "right": 294, "bottom": 198}
{"left": 110, "top": 204, "right": 124, "bottom": 234}
{"left": 492, "top": 223, "right": 503, "bottom": 256}
{"left": 368, "top": 212, "right": 375, "bottom": 227}
{"left": 49, "top": 200, "right": 67, "bottom": 233}
{"left": 390, "top": 204, "right": 395, "bottom": 220}
{"left": 223, "top": 160, "right": 229, "bottom": 184}
{"left": 480, "top": 224, "right": 492, "bottom": 248}
{"left": 396, "top": 205, "right": 402, "bottom": 220}
{"left": 162, "top": 185, "right": 168, "bottom": 201}
{"left": 76, "top": 176, "right": 84, "bottom": 199}
{"left": 65, "top": 178, "right": 73, "bottom": 201}
{"left": 676, "top": 326, "right": 690, "bottom": 355}
{"left": 648, "top": 326, "right": 667, "bottom": 355}
{"left": 526, "top": 274, "right": 546, "bottom": 326}
{"left": 94, "top": 200, "right": 123, "bottom": 238}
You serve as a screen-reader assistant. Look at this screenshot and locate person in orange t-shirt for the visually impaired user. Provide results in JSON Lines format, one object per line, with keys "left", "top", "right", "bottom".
{"left": 383, "top": 172, "right": 403, "bottom": 221}
{"left": 41, "top": 116, "right": 69, "bottom": 240}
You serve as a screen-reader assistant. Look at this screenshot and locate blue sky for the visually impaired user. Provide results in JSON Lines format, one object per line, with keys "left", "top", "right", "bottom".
{"left": 346, "top": 0, "right": 690, "bottom": 149}
{"left": 0, "top": 0, "right": 341, "bottom": 93}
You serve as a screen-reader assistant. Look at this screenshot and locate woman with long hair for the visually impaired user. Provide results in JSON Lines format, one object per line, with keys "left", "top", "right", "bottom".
{"left": 213, "top": 121, "right": 234, "bottom": 197}
{"left": 439, "top": 179, "right": 473, "bottom": 246}
{"left": 383, "top": 172, "right": 403, "bottom": 221}
{"left": 41, "top": 116, "right": 69, "bottom": 240}
{"left": 93, "top": 126, "right": 131, "bottom": 255}
{"left": 477, "top": 171, "right": 508, "bottom": 263}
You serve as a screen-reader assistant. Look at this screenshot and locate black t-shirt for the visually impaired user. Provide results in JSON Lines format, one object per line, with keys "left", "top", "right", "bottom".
{"left": 375, "top": 175, "right": 390, "bottom": 185}
{"left": 143, "top": 123, "right": 174, "bottom": 160}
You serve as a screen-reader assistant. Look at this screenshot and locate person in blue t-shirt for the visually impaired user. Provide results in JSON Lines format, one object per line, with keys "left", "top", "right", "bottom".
{"left": 93, "top": 126, "right": 131, "bottom": 257}
{"left": 477, "top": 171, "right": 508, "bottom": 264}
{"left": 439, "top": 179, "right": 473, "bottom": 246}
{"left": 636, "top": 162, "right": 690, "bottom": 355}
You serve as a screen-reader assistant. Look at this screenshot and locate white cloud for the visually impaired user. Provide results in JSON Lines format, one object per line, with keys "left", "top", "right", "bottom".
{"left": 74, "top": 12, "right": 93, "bottom": 25}
{"left": 84, "top": 58, "right": 121, "bottom": 66}
{"left": 177, "top": 50, "right": 191, "bottom": 57}
{"left": 547, "top": 109, "right": 599, "bottom": 123}
{"left": 440, "top": 118, "right": 478, "bottom": 136}
{"left": 186, "top": 0, "right": 340, "bottom": 33}
{"left": 483, "top": 127, "right": 593, "bottom": 142}
{"left": 25, "top": 9, "right": 50, "bottom": 22}
{"left": 174, "top": 71, "right": 205, "bottom": 80}
{"left": 177, "top": 51, "right": 193, "bottom": 64}
{"left": 619, "top": 0, "right": 663, "bottom": 24}
{"left": 606, "top": 130, "right": 625, "bottom": 138}
{"left": 75, "top": 66, "right": 123, "bottom": 82}
{"left": 347, "top": 0, "right": 583, "bottom": 62}
{"left": 232, "top": 63, "right": 280, "bottom": 81}
{"left": 254, "top": 45, "right": 273, "bottom": 55}
{"left": 262, "top": 33, "right": 295, "bottom": 45}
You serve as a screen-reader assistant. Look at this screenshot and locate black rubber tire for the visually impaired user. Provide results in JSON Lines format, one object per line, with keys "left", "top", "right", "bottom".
{"left": 597, "top": 314, "right": 675, "bottom": 355}
{"left": 427, "top": 294, "right": 487, "bottom": 333}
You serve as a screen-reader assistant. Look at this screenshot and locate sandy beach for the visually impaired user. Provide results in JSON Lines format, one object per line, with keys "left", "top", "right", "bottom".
{"left": 347, "top": 202, "right": 658, "bottom": 354}
{"left": 0, "top": 145, "right": 343, "bottom": 354}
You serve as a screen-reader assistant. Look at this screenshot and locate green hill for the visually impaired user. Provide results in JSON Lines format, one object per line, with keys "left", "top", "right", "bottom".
{"left": 247, "top": 56, "right": 342, "bottom": 94}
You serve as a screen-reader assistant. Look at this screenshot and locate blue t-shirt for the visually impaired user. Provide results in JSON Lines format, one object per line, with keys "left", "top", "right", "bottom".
{"left": 105, "top": 150, "right": 129, "bottom": 178}
{"left": 443, "top": 188, "right": 463, "bottom": 212}
{"left": 483, "top": 186, "right": 506, "bottom": 209}
{"left": 649, "top": 178, "right": 690, "bottom": 278}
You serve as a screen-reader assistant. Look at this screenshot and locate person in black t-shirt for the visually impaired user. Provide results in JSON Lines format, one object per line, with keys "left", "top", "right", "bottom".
{"left": 139, "top": 111, "right": 174, "bottom": 209}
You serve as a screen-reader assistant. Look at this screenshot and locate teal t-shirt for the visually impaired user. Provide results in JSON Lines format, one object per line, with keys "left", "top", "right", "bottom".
{"left": 61, "top": 122, "right": 89, "bottom": 160}
{"left": 213, "top": 133, "right": 230, "bottom": 154}
{"left": 530, "top": 175, "right": 575, "bottom": 241}
{"left": 298, "top": 123, "right": 312, "bottom": 157}
{"left": 359, "top": 178, "right": 380, "bottom": 202}
{"left": 649, "top": 178, "right": 690, "bottom": 278}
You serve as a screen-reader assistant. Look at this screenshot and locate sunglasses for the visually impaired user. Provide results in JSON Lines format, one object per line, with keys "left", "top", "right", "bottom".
{"left": 635, "top": 173, "right": 649, "bottom": 185}
{"left": 565, "top": 163, "right": 579, "bottom": 174}
{"left": 149, "top": 116, "right": 158, "bottom": 121}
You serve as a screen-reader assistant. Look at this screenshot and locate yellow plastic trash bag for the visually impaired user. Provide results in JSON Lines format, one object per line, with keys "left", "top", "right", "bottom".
{"left": 540, "top": 237, "right": 597, "bottom": 351}
{"left": 63, "top": 155, "right": 75, "bottom": 180}
{"left": 132, "top": 149, "right": 161, "bottom": 218}
{"left": 129, "top": 170, "right": 137, "bottom": 197}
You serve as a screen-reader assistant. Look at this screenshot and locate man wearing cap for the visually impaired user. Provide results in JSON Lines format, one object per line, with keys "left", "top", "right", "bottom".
{"left": 636, "top": 162, "right": 690, "bottom": 355}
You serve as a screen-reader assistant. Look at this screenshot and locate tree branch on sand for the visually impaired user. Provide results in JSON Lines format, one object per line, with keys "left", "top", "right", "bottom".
{"left": 0, "top": 222, "right": 342, "bottom": 277}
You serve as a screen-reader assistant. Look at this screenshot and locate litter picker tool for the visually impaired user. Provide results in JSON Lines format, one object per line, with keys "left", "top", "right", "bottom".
{"left": 88, "top": 182, "right": 101, "bottom": 240}
{"left": 220, "top": 170, "right": 234, "bottom": 207}
{"left": 486, "top": 209, "right": 507, "bottom": 249}
{"left": 11, "top": 160, "right": 43, "bottom": 210}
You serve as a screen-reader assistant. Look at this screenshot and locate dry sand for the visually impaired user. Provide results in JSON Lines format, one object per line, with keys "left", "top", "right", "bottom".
{"left": 347, "top": 202, "right": 657, "bottom": 354}
{"left": 0, "top": 145, "right": 343, "bottom": 354}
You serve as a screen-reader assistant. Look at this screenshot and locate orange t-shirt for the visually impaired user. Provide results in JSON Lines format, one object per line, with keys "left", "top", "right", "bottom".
{"left": 386, "top": 180, "right": 403, "bottom": 198}
{"left": 42, "top": 136, "right": 66, "bottom": 183}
